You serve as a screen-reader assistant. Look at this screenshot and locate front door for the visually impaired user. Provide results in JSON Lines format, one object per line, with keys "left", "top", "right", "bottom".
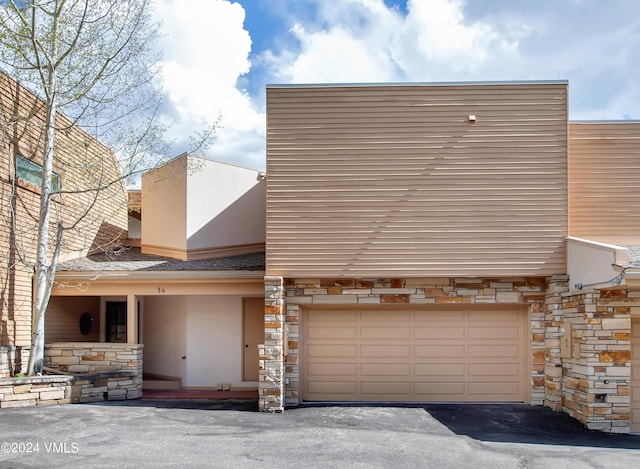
{"left": 243, "top": 298, "right": 264, "bottom": 382}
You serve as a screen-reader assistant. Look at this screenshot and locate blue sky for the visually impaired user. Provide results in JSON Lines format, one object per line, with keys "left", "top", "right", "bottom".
{"left": 154, "top": 0, "right": 640, "bottom": 170}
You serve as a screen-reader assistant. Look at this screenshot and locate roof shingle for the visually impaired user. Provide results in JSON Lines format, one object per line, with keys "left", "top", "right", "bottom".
{"left": 57, "top": 247, "right": 265, "bottom": 272}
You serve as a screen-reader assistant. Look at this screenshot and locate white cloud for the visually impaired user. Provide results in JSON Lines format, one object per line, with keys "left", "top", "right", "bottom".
{"left": 152, "top": 0, "right": 640, "bottom": 170}
{"left": 266, "top": 0, "right": 521, "bottom": 84}
{"left": 155, "top": 0, "right": 265, "bottom": 168}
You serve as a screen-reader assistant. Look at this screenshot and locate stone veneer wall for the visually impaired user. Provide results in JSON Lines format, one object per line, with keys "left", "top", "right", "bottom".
{"left": 0, "top": 375, "right": 73, "bottom": 408}
{"left": 43, "top": 343, "right": 143, "bottom": 402}
{"left": 546, "top": 280, "right": 638, "bottom": 433}
{"left": 259, "top": 276, "right": 549, "bottom": 410}
{"left": 0, "top": 346, "right": 29, "bottom": 378}
{"left": 259, "top": 277, "right": 285, "bottom": 411}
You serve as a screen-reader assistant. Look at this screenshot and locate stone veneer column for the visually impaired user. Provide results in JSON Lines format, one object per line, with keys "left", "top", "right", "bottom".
{"left": 544, "top": 275, "right": 569, "bottom": 411}
{"left": 558, "top": 288, "right": 635, "bottom": 432}
{"left": 259, "top": 276, "right": 285, "bottom": 412}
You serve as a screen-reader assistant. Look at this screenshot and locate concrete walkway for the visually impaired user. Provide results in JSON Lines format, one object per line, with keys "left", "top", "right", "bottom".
{"left": 0, "top": 401, "right": 638, "bottom": 468}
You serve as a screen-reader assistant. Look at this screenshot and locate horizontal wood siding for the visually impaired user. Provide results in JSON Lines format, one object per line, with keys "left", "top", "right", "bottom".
{"left": 266, "top": 83, "right": 568, "bottom": 278}
{"left": 45, "top": 297, "right": 100, "bottom": 342}
{"left": 569, "top": 122, "right": 640, "bottom": 240}
{"left": 0, "top": 71, "right": 127, "bottom": 346}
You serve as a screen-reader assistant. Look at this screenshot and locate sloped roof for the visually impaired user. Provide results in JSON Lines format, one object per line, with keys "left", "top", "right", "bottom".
{"left": 57, "top": 247, "right": 265, "bottom": 272}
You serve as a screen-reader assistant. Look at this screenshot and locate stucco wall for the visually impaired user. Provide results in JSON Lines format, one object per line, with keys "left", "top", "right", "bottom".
{"left": 186, "top": 160, "right": 265, "bottom": 250}
{"left": 141, "top": 157, "right": 188, "bottom": 253}
{"left": 567, "top": 238, "right": 626, "bottom": 289}
{"left": 141, "top": 155, "right": 265, "bottom": 259}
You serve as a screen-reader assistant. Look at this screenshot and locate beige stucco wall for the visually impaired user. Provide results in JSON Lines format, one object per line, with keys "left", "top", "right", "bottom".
{"left": 266, "top": 82, "right": 569, "bottom": 278}
{"left": 186, "top": 159, "right": 265, "bottom": 251}
{"left": 567, "top": 238, "right": 628, "bottom": 289}
{"left": 141, "top": 157, "right": 188, "bottom": 254}
{"left": 141, "top": 155, "right": 265, "bottom": 259}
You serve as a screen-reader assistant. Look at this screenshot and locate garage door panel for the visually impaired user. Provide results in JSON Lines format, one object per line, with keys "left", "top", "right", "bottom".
{"left": 468, "top": 309, "right": 519, "bottom": 322}
{"left": 360, "top": 381, "right": 412, "bottom": 395}
{"left": 307, "top": 381, "right": 358, "bottom": 394}
{"left": 414, "top": 326, "right": 465, "bottom": 340}
{"left": 468, "top": 326, "right": 519, "bottom": 340}
{"left": 361, "top": 363, "right": 411, "bottom": 376}
{"left": 414, "top": 363, "right": 465, "bottom": 377}
{"left": 360, "top": 309, "right": 411, "bottom": 321}
{"left": 468, "top": 381, "right": 521, "bottom": 396}
{"left": 308, "top": 326, "right": 357, "bottom": 340}
{"left": 308, "top": 344, "right": 357, "bottom": 357}
{"left": 414, "top": 310, "right": 465, "bottom": 322}
{"left": 308, "top": 309, "right": 358, "bottom": 322}
{"left": 308, "top": 363, "right": 357, "bottom": 376}
{"left": 468, "top": 363, "right": 520, "bottom": 377}
{"left": 303, "top": 306, "right": 525, "bottom": 402}
{"left": 469, "top": 345, "right": 520, "bottom": 358}
{"left": 361, "top": 326, "right": 411, "bottom": 340}
{"left": 361, "top": 345, "right": 411, "bottom": 358}
{"left": 414, "top": 382, "right": 466, "bottom": 395}
{"left": 415, "top": 345, "right": 465, "bottom": 358}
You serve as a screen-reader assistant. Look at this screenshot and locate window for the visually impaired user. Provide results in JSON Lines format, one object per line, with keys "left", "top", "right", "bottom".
{"left": 16, "top": 154, "right": 61, "bottom": 192}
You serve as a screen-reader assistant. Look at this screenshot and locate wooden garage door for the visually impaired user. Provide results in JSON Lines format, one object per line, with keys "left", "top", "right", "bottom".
{"left": 632, "top": 318, "right": 640, "bottom": 432}
{"left": 302, "top": 306, "right": 526, "bottom": 402}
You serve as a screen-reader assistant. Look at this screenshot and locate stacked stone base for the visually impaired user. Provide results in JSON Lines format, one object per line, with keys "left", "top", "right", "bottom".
{"left": 70, "top": 370, "right": 141, "bottom": 403}
{"left": 0, "top": 346, "right": 29, "bottom": 378}
{"left": 0, "top": 376, "right": 73, "bottom": 408}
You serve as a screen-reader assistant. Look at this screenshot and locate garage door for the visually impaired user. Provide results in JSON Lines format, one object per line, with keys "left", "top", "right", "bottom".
{"left": 302, "top": 306, "right": 526, "bottom": 402}
{"left": 632, "top": 318, "right": 640, "bottom": 432}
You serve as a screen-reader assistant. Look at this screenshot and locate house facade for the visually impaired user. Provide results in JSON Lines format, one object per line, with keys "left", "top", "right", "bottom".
{"left": 0, "top": 71, "right": 128, "bottom": 377}
{"left": 5, "top": 74, "right": 640, "bottom": 433}
{"left": 260, "top": 82, "right": 640, "bottom": 433}
{"left": 48, "top": 155, "right": 266, "bottom": 392}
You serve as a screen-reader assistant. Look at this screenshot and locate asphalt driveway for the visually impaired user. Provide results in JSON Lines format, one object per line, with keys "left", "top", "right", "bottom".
{"left": 0, "top": 400, "right": 638, "bottom": 468}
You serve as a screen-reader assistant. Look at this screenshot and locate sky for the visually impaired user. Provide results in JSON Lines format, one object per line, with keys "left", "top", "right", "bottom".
{"left": 153, "top": 0, "right": 640, "bottom": 170}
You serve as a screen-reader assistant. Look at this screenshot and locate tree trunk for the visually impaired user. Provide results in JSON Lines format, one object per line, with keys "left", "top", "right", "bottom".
{"left": 27, "top": 58, "right": 58, "bottom": 375}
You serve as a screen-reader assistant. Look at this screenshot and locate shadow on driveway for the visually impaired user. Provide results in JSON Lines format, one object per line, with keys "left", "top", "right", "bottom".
{"left": 423, "top": 403, "right": 640, "bottom": 449}
{"left": 99, "top": 399, "right": 640, "bottom": 450}
{"left": 298, "top": 402, "right": 640, "bottom": 450}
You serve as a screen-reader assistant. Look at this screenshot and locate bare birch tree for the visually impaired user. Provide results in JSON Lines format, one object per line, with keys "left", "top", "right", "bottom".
{"left": 0, "top": 0, "right": 211, "bottom": 374}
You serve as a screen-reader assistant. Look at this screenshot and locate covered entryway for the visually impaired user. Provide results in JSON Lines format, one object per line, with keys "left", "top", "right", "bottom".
{"left": 632, "top": 318, "right": 640, "bottom": 432}
{"left": 302, "top": 305, "right": 526, "bottom": 402}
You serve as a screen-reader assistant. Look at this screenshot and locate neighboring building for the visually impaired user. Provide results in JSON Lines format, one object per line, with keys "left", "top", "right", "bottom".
{"left": 48, "top": 155, "right": 266, "bottom": 391}
{"left": 0, "top": 71, "right": 127, "bottom": 376}
{"left": 262, "top": 82, "right": 640, "bottom": 433}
